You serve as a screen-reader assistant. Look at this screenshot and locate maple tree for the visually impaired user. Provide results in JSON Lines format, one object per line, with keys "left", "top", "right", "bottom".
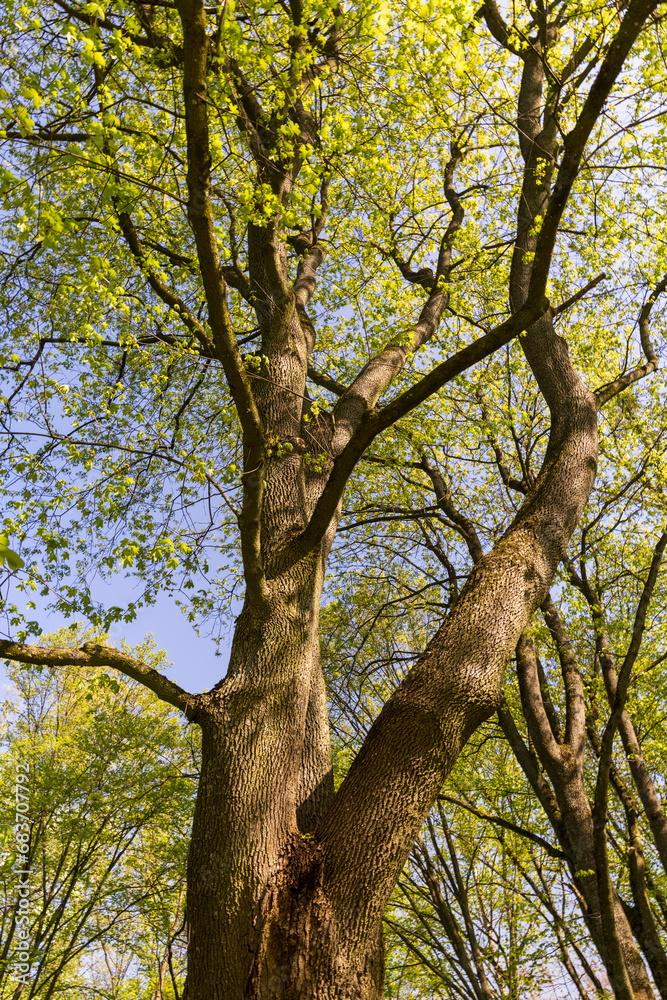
{"left": 1, "top": 0, "right": 667, "bottom": 995}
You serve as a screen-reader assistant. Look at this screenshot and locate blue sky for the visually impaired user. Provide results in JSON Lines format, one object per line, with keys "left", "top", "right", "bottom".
{"left": 89, "top": 587, "right": 233, "bottom": 692}
{"left": 0, "top": 578, "right": 233, "bottom": 698}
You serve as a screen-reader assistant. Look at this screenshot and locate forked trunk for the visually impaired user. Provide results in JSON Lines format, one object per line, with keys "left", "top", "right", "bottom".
{"left": 184, "top": 553, "right": 385, "bottom": 999}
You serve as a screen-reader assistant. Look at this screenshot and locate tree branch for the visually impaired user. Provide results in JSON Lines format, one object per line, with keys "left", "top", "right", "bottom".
{"left": 54, "top": 0, "right": 183, "bottom": 62}
{"left": 551, "top": 272, "right": 607, "bottom": 318}
{"left": 0, "top": 640, "right": 197, "bottom": 719}
{"left": 617, "top": 530, "right": 667, "bottom": 690}
{"left": 177, "top": 0, "right": 269, "bottom": 607}
{"left": 589, "top": 531, "right": 667, "bottom": 998}
{"left": 477, "top": 0, "right": 521, "bottom": 56}
{"left": 596, "top": 272, "right": 665, "bottom": 406}
{"left": 332, "top": 145, "right": 465, "bottom": 453}
{"left": 287, "top": 294, "right": 548, "bottom": 564}
{"left": 497, "top": 702, "right": 566, "bottom": 838}
{"left": 541, "top": 595, "right": 586, "bottom": 759}
{"left": 419, "top": 455, "right": 484, "bottom": 564}
{"left": 306, "top": 365, "right": 346, "bottom": 396}
{"left": 528, "top": 0, "right": 661, "bottom": 302}
{"left": 438, "top": 793, "right": 569, "bottom": 861}
{"left": 515, "top": 634, "right": 564, "bottom": 767}
{"left": 117, "top": 211, "right": 215, "bottom": 357}
{"left": 475, "top": 389, "right": 528, "bottom": 494}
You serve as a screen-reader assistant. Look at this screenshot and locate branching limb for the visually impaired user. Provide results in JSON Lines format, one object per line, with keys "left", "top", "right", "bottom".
{"left": 515, "top": 635, "right": 564, "bottom": 767}
{"left": 596, "top": 273, "right": 665, "bottom": 406}
{"left": 551, "top": 272, "right": 607, "bottom": 318}
{"left": 3, "top": 129, "right": 92, "bottom": 142}
{"left": 477, "top": 0, "right": 522, "bottom": 56}
{"left": 294, "top": 245, "right": 326, "bottom": 313}
{"left": 617, "top": 531, "right": 667, "bottom": 690}
{"left": 589, "top": 531, "right": 667, "bottom": 998}
{"left": 291, "top": 176, "right": 329, "bottom": 315}
{"left": 528, "top": 0, "right": 661, "bottom": 304}
{"left": 177, "top": 0, "right": 268, "bottom": 606}
{"left": 475, "top": 390, "right": 528, "bottom": 495}
{"left": 415, "top": 813, "right": 493, "bottom": 997}
{"left": 87, "top": 70, "right": 217, "bottom": 362}
{"left": 288, "top": 294, "right": 548, "bottom": 564}
{"left": 498, "top": 703, "right": 567, "bottom": 842}
{"left": 567, "top": 544, "right": 667, "bottom": 874}
{"left": 220, "top": 197, "right": 253, "bottom": 302}
{"left": 333, "top": 146, "right": 465, "bottom": 452}
{"left": 0, "top": 641, "right": 197, "bottom": 719}
{"left": 438, "top": 793, "right": 569, "bottom": 861}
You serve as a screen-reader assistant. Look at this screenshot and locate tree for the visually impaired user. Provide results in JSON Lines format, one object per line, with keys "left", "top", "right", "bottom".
{"left": 0, "top": 630, "right": 196, "bottom": 1000}
{"left": 0, "top": 0, "right": 665, "bottom": 995}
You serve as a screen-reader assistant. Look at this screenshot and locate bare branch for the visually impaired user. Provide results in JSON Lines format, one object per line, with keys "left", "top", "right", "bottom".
{"left": 220, "top": 196, "right": 253, "bottom": 302}
{"left": 515, "top": 635, "right": 564, "bottom": 766}
{"left": 307, "top": 366, "right": 346, "bottom": 396}
{"left": 596, "top": 273, "right": 665, "bottom": 406}
{"left": 497, "top": 703, "right": 565, "bottom": 837}
{"left": 475, "top": 389, "right": 527, "bottom": 494}
{"left": 3, "top": 129, "right": 91, "bottom": 142}
{"left": 438, "top": 793, "right": 569, "bottom": 861}
{"left": 617, "top": 530, "right": 667, "bottom": 690}
{"left": 0, "top": 641, "right": 197, "bottom": 719}
{"left": 419, "top": 455, "right": 484, "bottom": 564}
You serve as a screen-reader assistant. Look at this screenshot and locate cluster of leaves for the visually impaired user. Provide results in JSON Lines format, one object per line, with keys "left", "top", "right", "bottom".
{"left": 0, "top": 626, "right": 199, "bottom": 999}
{"left": 0, "top": 0, "right": 664, "bottom": 639}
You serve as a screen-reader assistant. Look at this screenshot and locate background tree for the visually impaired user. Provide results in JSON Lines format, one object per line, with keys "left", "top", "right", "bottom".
{"left": 0, "top": 0, "right": 666, "bottom": 996}
{"left": 0, "top": 630, "right": 197, "bottom": 1000}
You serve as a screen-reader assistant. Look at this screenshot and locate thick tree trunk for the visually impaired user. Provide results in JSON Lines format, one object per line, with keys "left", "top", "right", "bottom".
{"left": 184, "top": 557, "right": 332, "bottom": 997}
{"left": 184, "top": 572, "right": 386, "bottom": 999}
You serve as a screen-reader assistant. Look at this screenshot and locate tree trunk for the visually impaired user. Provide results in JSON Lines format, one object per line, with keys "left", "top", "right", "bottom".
{"left": 506, "top": 633, "right": 655, "bottom": 999}
{"left": 184, "top": 555, "right": 346, "bottom": 998}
